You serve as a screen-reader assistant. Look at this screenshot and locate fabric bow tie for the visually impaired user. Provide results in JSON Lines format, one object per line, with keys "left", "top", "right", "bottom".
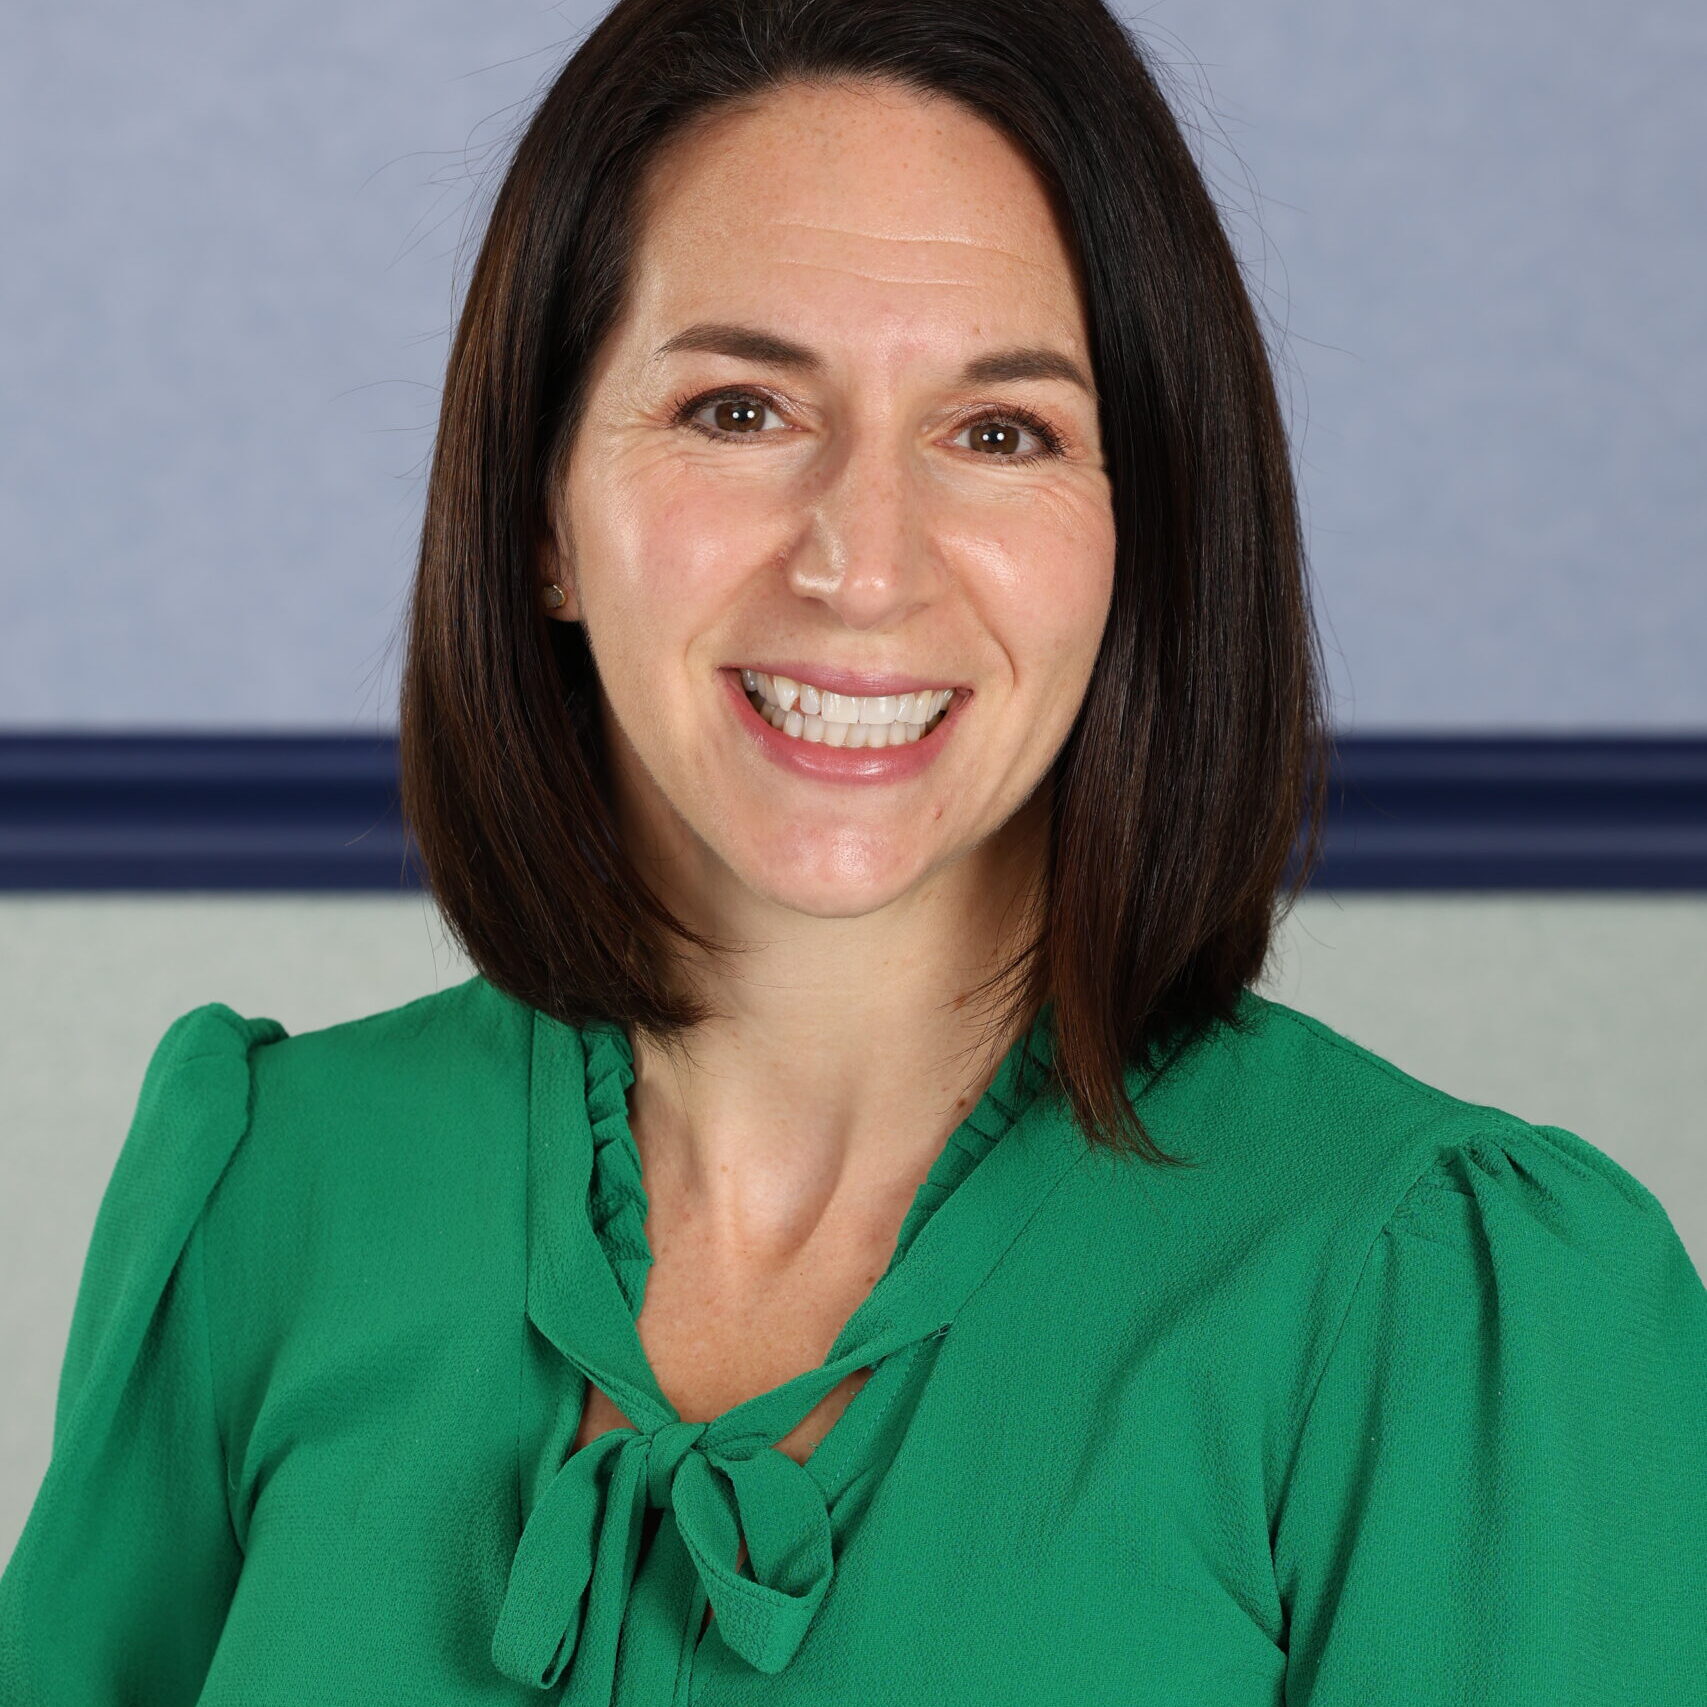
{"left": 501, "top": 1001, "right": 1070, "bottom": 1701}
{"left": 491, "top": 1403, "right": 839, "bottom": 1698}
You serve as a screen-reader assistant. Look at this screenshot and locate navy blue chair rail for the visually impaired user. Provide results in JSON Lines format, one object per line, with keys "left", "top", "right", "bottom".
{"left": 1, "top": 731, "right": 1704, "bottom": 891}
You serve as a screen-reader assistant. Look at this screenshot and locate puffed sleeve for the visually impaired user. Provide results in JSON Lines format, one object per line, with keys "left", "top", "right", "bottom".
{"left": 1272, "top": 1120, "right": 1707, "bottom": 1704}
{"left": 0, "top": 1002, "right": 286, "bottom": 1706}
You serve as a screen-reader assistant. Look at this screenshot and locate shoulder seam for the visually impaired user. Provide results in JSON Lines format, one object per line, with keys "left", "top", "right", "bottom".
{"left": 187, "top": 1210, "right": 243, "bottom": 1561}
{"left": 168, "top": 1000, "right": 281, "bottom": 1555}
{"left": 1273, "top": 1118, "right": 1523, "bottom": 1537}
{"left": 1276, "top": 1141, "right": 1411, "bottom": 1544}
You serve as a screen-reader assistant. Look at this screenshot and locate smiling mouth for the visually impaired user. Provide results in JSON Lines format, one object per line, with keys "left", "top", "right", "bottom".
{"left": 739, "top": 669, "right": 955, "bottom": 748}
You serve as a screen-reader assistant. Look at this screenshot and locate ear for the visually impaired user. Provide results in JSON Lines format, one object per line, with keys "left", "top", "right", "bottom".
{"left": 534, "top": 528, "right": 584, "bottom": 622}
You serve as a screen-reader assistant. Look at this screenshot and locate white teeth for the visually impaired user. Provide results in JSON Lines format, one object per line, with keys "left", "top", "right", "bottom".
{"left": 757, "top": 686, "right": 949, "bottom": 747}
{"left": 750, "top": 677, "right": 947, "bottom": 749}
{"left": 744, "top": 671, "right": 954, "bottom": 728}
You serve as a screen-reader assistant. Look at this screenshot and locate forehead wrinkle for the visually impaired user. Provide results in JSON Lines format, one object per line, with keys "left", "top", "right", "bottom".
{"left": 771, "top": 257, "right": 988, "bottom": 288}
{"left": 765, "top": 217, "right": 1054, "bottom": 274}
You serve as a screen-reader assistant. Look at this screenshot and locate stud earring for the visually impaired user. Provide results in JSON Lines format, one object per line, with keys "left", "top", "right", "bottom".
{"left": 541, "top": 581, "right": 566, "bottom": 610}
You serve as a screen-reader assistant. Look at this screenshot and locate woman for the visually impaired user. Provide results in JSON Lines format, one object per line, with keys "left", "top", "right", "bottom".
{"left": 4, "top": 0, "right": 1704, "bottom": 1701}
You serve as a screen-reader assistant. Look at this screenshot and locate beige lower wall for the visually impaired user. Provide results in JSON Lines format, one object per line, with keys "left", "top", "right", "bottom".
{"left": 3, "top": 893, "right": 1704, "bottom": 1557}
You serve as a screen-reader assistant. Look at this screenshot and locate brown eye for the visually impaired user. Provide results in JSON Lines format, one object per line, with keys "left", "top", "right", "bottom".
{"left": 968, "top": 420, "right": 1031, "bottom": 456}
{"left": 707, "top": 397, "right": 768, "bottom": 433}
{"left": 954, "top": 410, "right": 1064, "bottom": 464}
{"left": 678, "top": 390, "right": 782, "bottom": 438}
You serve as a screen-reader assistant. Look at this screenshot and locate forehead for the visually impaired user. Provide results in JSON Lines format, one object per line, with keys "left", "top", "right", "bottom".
{"left": 619, "top": 80, "right": 1088, "bottom": 363}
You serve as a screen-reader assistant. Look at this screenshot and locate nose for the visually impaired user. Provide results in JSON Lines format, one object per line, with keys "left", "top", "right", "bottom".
{"left": 785, "top": 429, "right": 945, "bottom": 630}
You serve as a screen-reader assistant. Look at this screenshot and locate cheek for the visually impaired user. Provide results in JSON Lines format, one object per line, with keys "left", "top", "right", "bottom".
{"left": 577, "top": 466, "right": 760, "bottom": 653}
{"left": 984, "top": 500, "right": 1116, "bottom": 689}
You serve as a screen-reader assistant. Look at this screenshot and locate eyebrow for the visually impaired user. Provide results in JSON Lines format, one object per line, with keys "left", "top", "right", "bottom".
{"left": 650, "top": 321, "right": 1096, "bottom": 398}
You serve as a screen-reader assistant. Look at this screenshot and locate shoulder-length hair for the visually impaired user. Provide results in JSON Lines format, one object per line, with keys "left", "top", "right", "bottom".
{"left": 398, "top": 0, "right": 1332, "bottom": 1166}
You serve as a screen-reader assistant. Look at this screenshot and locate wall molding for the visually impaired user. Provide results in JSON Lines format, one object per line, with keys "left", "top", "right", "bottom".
{"left": 1, "top": 731, "right": 1704, "bottom": 891}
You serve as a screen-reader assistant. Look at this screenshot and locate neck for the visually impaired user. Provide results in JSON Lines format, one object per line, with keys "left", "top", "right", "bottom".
{"left": 622, "top": 794, "right": 1050, "bottom": 1272}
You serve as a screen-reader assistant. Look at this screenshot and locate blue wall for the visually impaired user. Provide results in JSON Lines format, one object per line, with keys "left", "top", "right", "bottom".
{"left": 1, "top": 0, "right": 1702, "bottom": 730}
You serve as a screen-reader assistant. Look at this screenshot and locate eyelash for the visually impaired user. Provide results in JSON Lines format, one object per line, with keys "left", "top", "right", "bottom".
{"left": 665, "top": 386, "right": 1067, "bottom": 464}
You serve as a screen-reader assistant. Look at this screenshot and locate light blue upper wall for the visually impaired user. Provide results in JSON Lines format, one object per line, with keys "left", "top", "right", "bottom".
{"left": 2, "top": 0, "right": 1701, "bottom": 730}
{"left": 1162, "top": 0, "right": 1707, "bottom": 730}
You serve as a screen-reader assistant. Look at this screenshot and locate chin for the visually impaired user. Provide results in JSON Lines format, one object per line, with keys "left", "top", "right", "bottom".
{"left": 726, "top": 835, "right": 934, "bottom": 919}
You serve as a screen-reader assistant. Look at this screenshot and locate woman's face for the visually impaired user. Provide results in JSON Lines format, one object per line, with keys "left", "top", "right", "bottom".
{"left": 545, "top": 78, "right": 1114, "bottom": 923}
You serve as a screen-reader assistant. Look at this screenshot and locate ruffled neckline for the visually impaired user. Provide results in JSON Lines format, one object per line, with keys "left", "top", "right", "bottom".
{"left": 576, "top": 1001, "right": 1059, "bottom": 1320}
{"left": 505, "top": 995, "right": 1086, "bottom": 1692}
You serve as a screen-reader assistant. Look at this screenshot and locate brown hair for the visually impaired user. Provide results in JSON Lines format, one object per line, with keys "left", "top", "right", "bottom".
{"left": 398, "top": 0, "right": 1332, "bottom": 1165}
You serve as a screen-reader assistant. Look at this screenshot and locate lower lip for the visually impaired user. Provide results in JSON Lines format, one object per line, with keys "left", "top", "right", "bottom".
{"left": 719, "top": 669, "right": 965, "bottom": 785}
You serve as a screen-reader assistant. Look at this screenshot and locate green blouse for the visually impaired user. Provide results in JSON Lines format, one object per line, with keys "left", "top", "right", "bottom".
{"left": 3, "top": 975, "right": 1705, "bottom": 1704}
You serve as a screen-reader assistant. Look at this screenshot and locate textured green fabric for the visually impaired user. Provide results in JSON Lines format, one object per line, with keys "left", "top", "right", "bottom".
{"left": 3, "top": 973, "right": 1705, "bottom": 1705}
